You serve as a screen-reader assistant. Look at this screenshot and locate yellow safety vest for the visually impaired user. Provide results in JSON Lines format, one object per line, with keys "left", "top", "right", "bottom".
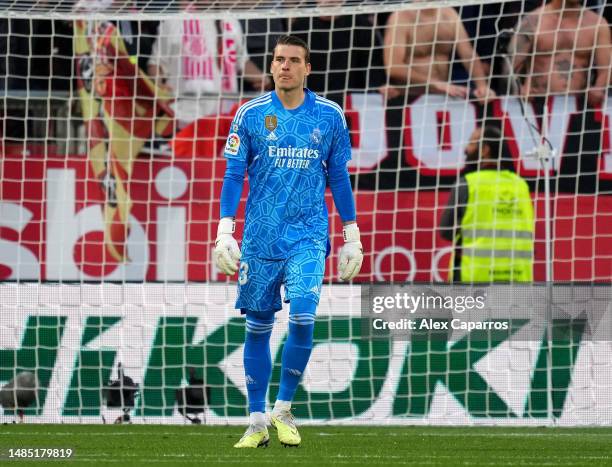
{"left": 459, "top": 170, "right": 534, "bottom": 283}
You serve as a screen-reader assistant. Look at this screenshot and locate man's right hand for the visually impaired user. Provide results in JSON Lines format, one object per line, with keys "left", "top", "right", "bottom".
{"left": 432, "top": 82, "right": 470, "bottom": 99}
{"left": 473, "top": 86, "right": 497, "bottom": 102}
{"left": 214, "top": 217, "right": 241, "bottom": 275}
{"left": 587, "top": 87, "right": 606, "bottom": 108}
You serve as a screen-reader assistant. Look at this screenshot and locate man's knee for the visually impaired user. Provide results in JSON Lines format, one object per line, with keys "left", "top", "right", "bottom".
{"left": 244, "top": 310, "right": 275, "bottom": 341}
{"left": 245, "top": 308, "right": 277, "bottom": 322}
{"left": 287, "top": 297, "right": 317, "bottom": 346}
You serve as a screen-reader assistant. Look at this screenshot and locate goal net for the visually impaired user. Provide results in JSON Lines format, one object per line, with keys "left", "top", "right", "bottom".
{"left": 0, "top": 0, "right": 611, "bottom": 425}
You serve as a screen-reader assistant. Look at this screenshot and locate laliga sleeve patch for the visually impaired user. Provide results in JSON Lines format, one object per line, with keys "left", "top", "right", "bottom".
{"left": 225, "top": 133, "right": 241, "bottom": 156}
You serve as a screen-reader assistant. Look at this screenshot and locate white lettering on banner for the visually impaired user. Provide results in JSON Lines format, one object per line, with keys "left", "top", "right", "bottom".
{"left": 347, "top": 93, "right": 388, "bottom": 169}
{"left": 405, "top": 94, "right": 478, "bottom": 175}
{"left": 373, "top": 246, "right": 416, "bottom": 282}
{"left": 45, "top": 169, "right": 149, "bottom": 281}
{"left": 431, "top": 246, "right": 454, "bottom": 283}
{"left": 303, "top": 343, "right": 357, "bottom": 393}
{"left": 370, "top": 245, "right": 460, "bottom": 282}
{"left": 0, "top": 166, "right": 191, "bottom": 281}
{"left": 340, "top": 93, "right": 586, "bottom": 177}
{"left": 156, "top": 207, "right": 186, "bottom": 281}
{"left": 155, "top": 167, "right": 188, "bottom": 281}
{"left": 499, "top": 95, "right": 572, "bottom": 174}
{"left": 0, "top": 203, "right": 40, "bottom": 279}
{"left": 600, "top": 99, "right": 612, "bottom": 179}
{"left": 1, "top": 283, "right": 608, "bottom": 425}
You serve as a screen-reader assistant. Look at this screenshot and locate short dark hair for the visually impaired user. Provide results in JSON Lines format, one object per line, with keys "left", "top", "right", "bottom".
{"left": 481, "top": 125, "right": 503, "bottom": 160}
{"left": 273, "top": 35, "right": 310, "bottom": 64}
{"left": 481, "top": 123, "right": 515, "bottom": 171}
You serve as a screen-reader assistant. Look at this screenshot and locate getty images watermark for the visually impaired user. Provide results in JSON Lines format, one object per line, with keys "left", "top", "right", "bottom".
{"left": 360, "top": 284, "right": 612, "bottom": 341}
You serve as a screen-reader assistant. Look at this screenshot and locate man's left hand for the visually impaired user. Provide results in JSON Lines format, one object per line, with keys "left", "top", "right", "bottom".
{"left": 338, "top": 223, "right": 363, "bottom": 281}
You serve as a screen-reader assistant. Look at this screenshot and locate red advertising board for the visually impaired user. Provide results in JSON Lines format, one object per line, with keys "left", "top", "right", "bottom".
{"left": 1, "top": 153, "right": 611, "bottom": 282}
{"left": 1, "top": 94, "right": 612, "bottom": 282}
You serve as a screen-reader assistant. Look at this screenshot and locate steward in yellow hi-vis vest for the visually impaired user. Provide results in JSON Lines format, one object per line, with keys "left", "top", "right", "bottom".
{"left": 461, "top": 170, "right": 534, "bottom": 282}
{"left": 440, "top": 125, "right": 534, "bottom": 283}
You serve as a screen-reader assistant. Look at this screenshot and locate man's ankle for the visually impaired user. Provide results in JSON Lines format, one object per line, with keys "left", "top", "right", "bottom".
{"left": 272, "top": 399, "right": 291, "bottom": 414}
{"left": 249, "top": 411, "right": 267, "bottom": 428}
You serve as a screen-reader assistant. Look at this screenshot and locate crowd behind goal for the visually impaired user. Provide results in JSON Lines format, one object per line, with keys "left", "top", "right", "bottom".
{"left": 1, "top": 1, "right": 611, "bottom": 150}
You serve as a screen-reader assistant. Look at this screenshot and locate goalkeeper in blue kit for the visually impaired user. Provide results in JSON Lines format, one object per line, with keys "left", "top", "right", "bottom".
{"left": 213, "top": 35, "right": 363, "bottom": 448}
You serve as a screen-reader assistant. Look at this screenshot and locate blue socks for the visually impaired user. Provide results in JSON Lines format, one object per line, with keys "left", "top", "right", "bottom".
{"left": 278, "top": 298, "right": 316, "bottom": 402}
{"left": 243, "top": 298, "right": 317, "bottom": 414}
{"left": 243, "top": 314, "right": 274, "bottom": 413}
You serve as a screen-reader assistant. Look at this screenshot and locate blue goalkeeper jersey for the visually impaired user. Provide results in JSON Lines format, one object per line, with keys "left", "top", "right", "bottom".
{"left": 224, "top": 89, "right": 351, "bottom": 259}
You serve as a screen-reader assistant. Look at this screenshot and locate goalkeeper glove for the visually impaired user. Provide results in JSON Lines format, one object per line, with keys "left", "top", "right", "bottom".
{"left": 213, "top": 217, "right": 241, "bottom": 275}
{"left": 338, "top": 223, "right": 363, "bottom": 281}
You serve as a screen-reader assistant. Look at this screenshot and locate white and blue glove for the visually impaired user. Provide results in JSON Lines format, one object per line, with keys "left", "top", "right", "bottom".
{"left": 213, "top": 217, "right": 241, "bottom": 275}
{"left": 338, "top": 223, "right": 363, "bottom": 281}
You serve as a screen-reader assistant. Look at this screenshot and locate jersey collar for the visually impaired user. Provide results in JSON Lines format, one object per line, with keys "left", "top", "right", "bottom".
{"left": 271, "top": 88, "right": 314, "bottom": 114}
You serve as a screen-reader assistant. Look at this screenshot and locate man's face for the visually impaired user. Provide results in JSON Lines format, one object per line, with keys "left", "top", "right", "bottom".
{"left": 271, "top": 44, "right": 311, "bottom": 92}
{"left": 464, "top": 126, "right": 483, "bottom": 162}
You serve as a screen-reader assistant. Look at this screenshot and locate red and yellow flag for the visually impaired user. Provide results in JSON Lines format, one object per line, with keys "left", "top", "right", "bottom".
{"left": 74, "top": 20, "right": 174, "bottom": 262}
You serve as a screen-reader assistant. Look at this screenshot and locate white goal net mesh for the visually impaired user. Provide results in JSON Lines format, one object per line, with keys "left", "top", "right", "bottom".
{"left": 0, "top": 0, "right": 611, "bottom": 425}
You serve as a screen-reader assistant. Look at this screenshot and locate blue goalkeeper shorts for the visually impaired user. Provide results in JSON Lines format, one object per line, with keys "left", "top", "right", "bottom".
{"left": 235, "top": 249, "right": 325, "bottom": 313}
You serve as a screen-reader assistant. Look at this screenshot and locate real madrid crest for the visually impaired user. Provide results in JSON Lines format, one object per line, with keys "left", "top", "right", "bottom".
{"left": 310, "top": 128, "right": 321, "bottom": 145}
{"left": 265, "top": 115, "right": 277, "bottom": 132}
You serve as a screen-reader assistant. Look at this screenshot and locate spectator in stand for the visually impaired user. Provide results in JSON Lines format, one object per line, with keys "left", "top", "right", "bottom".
{"left": 510, "top": 0, "right": 611, "bottom": 107}
{"left": 458, "top": 2, "right": 542, "bottom": 94}
{"left": 384, "top": 5, "right": 495, "bottom": 100}
{"left": 147, "top": 0, "right": 272, "bottom": 129}
{"left": 74, "top": 0, "right": 158, "bottom": 74}
{"left": 508, "top": 0, "right": 611, "bottom": 193}
{"left": 290, "top": 0, "right": 396, "bottom": 107}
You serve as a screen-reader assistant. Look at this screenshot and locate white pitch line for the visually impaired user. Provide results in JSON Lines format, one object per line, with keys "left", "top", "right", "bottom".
{"left": 315, "top": 431, "right": 612, "bottom": 437}
{"left": 3, "top": 431, "right": 612, "bottom": 438}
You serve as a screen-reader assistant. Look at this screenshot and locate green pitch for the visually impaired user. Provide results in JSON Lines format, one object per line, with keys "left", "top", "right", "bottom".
{"left": 1, "top": 425, "right": 611, "bottom": 465}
